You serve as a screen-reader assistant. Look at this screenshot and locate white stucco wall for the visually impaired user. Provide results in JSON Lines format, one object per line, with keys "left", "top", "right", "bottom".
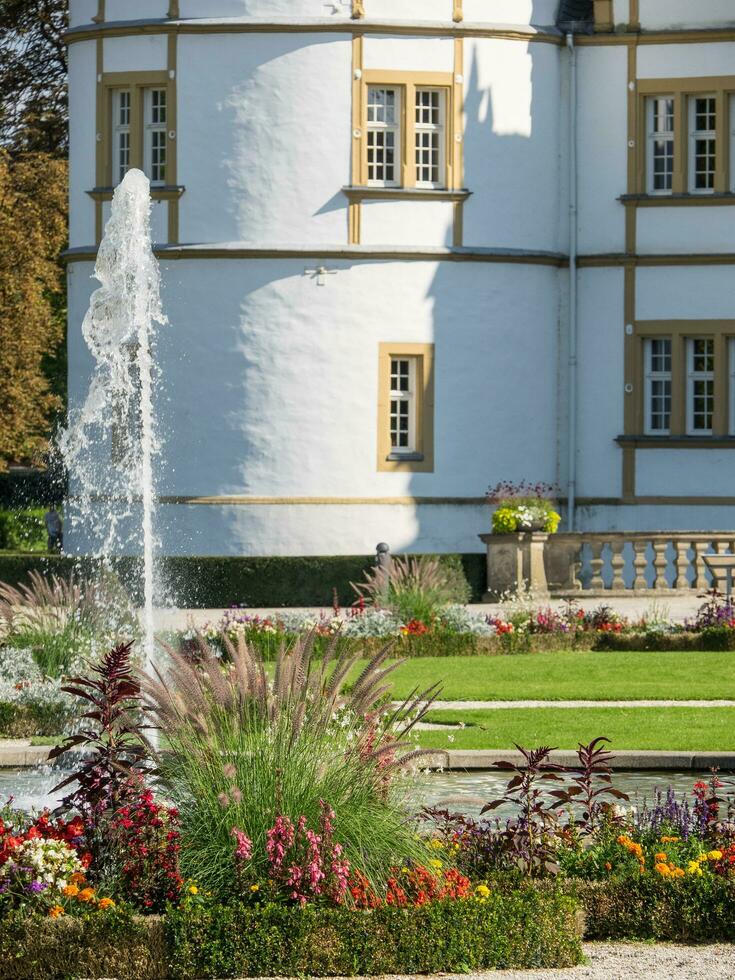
{"left": 636, "top": 451, "right": 735, "bottom": 497}
{"left": 637, "top": 208, "right": 735, "bottom": 255}
{"left": 363, "top": 36, "right": 455, "bottom": 73}
{"left": 177, "top": 33, "right": 352, "bottom": 246}
{"left": 367, "top": 1, "right": 451, "bottom": 22}
{"left": 576, "top": 44, "right": 627, "bottom": 254}
{"left": 638, "top": 43, "right": 735, "bottom": 80}
{"left": 639, "top": 0, "right": 735, "bottom": 31}
{"left": 462, "top": 37, "right": 562, "bottom": 252}
{"left": 575, "top": 268, "right": 625, "bottom": 499}
{"left": 463, "top": 0, "right": 559, "bottom": 26}
{"left": 636, "top": 267, "right": 735, "bottom": 320}
{"left": 178, "top": 0, "right": 353, "bottom": 19}
{"left": 577, "top": 504, "right": 735, "bottom": 533}
{"left": 360, "top": 201, "right": 454, "bottom": 246}
{"left": 105, "top": 0, "right": 168, "bottom": 21}
{"left": 69, "top": 0, "right": 98, "bottom": 28}
{"left": 68, "top": 40, "right": 97, "bottom": 249}
{"left": 103, "top": 35, "right": 168, "bottom": 73}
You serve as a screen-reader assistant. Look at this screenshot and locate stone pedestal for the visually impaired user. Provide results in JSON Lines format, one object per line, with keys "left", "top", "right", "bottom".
{"left": 479, "top": 532, "right": 550, "bottom": 600}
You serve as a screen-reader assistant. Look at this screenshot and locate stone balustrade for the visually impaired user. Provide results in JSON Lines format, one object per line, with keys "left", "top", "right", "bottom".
{"left": 480, "top": 531, "right": 735, "bottom": 599}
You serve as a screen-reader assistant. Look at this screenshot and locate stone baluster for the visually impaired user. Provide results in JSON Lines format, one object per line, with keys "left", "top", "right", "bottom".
{"left": 674, "top": 540, "right": 690, "bottom": 590}
{"left": 693, "top": 541, "right": 710, "bottom": 591}
{"left": 572, "top": 557, "right": 584, "bottom": 591}
{"left": 652, "top": 539, "right": 669, "bottom": 590}
{"left": 610, "top": 539, "right": 626, "bottom": 591}
{"left": 632, "top": 539, "right": 648, "bottom": 591}
{"left": 589, "top": 540, "right": 605, "bottom": 590}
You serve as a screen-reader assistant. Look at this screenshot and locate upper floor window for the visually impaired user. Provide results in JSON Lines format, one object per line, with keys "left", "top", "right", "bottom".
{"left": 689, "top": 96, "right": 716, "bottom": 194}
{"left": 367, "top": 86, "right": 400, "bottom": 186}
{"left": 686, "top": 337, "right": 715, "bottom": 434}
{"left": 644, "top": 337, "right": 672, "bottom": 434}
{"left": 358, "top": 71, "right": 458, "bottom": 192}
{"left": 641, "top": 80, "right": 735, "bottom": 196}
{"left": 102, "top": 73, "right": 173, "bottom": 188}
{"left": 646, "top": 97, "right": 674, "bottom": 194}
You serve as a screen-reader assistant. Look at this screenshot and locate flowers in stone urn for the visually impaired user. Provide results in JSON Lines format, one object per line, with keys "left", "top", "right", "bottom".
{"left": 486, "top": 480, "right": 561, "bottom": 535}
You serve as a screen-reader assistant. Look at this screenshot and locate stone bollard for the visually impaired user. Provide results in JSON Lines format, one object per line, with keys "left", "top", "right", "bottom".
{"left": 375, "top": 542, "right": 392, "bottom": 601}
{"left": 478, "top": 532, "right": 550, "bottom": 600}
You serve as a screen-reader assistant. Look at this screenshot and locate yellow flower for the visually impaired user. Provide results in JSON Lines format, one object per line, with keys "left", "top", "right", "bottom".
{"left": 687, "top": 861, "right": 703, "bottom": 876}
{"left": 429, "top": 839, "right": 444, "bottom": 850}
{"left": 188, "top": 885, "right": 199, "bottom": 895}
{"left": 250, "top": 884, "right": 259, "bottom": 893}
{"left": 400, "top": 866, "right": 409, "bottom": 873}
{"left": 98, "top": 897, "right": 116, "bottom": 910}
{"left": 49, "top": 905, "right": 65, "bottom": 919}
{"left": 474, "top": 884, "right": 490, "bottom": 899}
{"left": 62, "top": 884, "right": 79, "bottom": 898}
{"left": 429, "top": 859, "right": 443, "bottom": 870}
{"left": 661, "top": 836, "right": 680, "bottom": 844}
{"left": 708, "top": 850, "right": 723, "bottom": 861}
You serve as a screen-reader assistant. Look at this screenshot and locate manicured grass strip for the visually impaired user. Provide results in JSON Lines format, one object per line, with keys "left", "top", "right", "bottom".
{"left": 415, "top": 706, "right": 735, "bottom": 752}
{"left": 385, "top": 651, "right": 735, "bottom": 702}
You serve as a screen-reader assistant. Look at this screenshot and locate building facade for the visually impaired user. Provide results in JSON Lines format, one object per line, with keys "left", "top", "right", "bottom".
{"left": 66, "top": 0, "right": 735, "bottom": 557}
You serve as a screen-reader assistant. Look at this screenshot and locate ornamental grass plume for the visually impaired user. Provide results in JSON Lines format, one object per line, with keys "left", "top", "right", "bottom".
{"left": 142, "top": 631, "right": 442, "bottom": 897}
{"left": 351, "top": 553, "right": 470, "bottom": 622}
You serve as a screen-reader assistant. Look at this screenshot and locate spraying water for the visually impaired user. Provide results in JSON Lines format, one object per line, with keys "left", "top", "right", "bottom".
{"left": 60, "top": 170, "right": 166, "bottom": 665}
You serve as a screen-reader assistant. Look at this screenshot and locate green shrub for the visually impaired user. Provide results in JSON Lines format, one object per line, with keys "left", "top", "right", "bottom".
{"left": 0, "top": 509, "right": 48, "bottom": 553}
{"left": 0, "top": 700, "right": 74, "bottom": 737}
{"left": 0, "top": 554, "right": 487, "bottom": 608}
{"left": 567, "top": 876, "right": 735, "bottom": 942}
{"left": 0, "top": 908, "right": 166, "bottom": 980}
{"left": 165, "top": 894, "right": 583, "bottom": 978}
{"left": 594, "top": 629, "right": 735, "bottom": 652}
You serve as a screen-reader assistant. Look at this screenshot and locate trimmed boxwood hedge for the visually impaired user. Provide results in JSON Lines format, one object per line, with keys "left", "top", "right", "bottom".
{"left": 0, "top": 553, "right": 487, "bottom": 608}
{"left": 595, "top": 627, "right": 735, "bottom": 652}
{"left": 0, "top": 893, "right": 583, "bottom": 979}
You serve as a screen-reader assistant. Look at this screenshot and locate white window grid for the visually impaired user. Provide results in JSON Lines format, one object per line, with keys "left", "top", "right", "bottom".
{"left": 646, "top": 97, "right": 674, "bottom": 194}
{"left": 686, "top": 337, "right": 715, "bottom": 434}
{"left": 729, "top": 338, "right": 735, "bottom": 435}
{"left": 415, "top": 88, "right": 445, "bottom": 188}
{"left": 144, "top": 88, "right": 167, "bottom": 185}
{"left": 644, "top": 338, "right": 672, "bottom": 434}
{"left": 367, "top": 86, "right": 401, "bottom": 187}
{"left": 389, "top": 357, "right": 417, "bottom": 453}
{"left": 730, "top": 94, "right": 735, "bottom": 193}
{"left": 689, "top": 95, "right": 716, "bottom": 193}
{"left": 112, "top": 89, "right": 131, "bottom": 185}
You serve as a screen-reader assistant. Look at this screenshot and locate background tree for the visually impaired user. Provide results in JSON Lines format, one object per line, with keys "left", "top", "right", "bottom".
{"left": 0, "top": 0, "right": 68, "bottom": 157}
{"left": 0, "top": 150, "right": 67, "bottom": 470}
{"left": 0, "top": 1, "right": 69, "bottom": 471}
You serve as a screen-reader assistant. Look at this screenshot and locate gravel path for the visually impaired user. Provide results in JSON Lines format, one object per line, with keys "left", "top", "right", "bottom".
{"left": 307, "top": 943, "right": 735, "bottom": 979}
{"left": 427, "top": 699, "right": 735, "bottom": 709}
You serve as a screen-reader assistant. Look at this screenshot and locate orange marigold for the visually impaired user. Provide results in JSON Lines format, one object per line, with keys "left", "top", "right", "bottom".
{"left": 77, "top": 887, "right": 96, "bottom": 903}
{"left": 49, "top": 905, "right": 64, "bottom": 919}
{"left": 98, "top": 897, "right": 116, "bottom": 910}
{"left": 62, "top": 884, "right": 80, "bottom": 898}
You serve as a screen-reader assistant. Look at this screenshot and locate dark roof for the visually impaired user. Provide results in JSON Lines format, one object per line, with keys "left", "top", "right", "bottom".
{"left": 557, "top": 0, "right": 593, "bottom": 27}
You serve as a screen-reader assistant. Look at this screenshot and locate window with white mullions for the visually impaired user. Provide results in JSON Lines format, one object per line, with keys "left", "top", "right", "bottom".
{"left": 144, "top": 88, "right": 167, "bottom": 185}
{"left": 367, "top": 87, "right": 400, "bottom": 187}
{"left": 729, "top": 338, "right": 735, "bottom": 435}
{"left": 415, "top": 88, "right": 445, "bottom": 188}
{"left": 112, "top": 90, "right": 131, "bottom": 185}
{"left": 644, "top": 338, "right": 672, "bottom": 434}
{"left": 730, "top": 95, "right": 735, "bottom": 193}
{"left": 687, "top": 338, "right": 715, "bottom": 434}
{"left": 646, "top": 97, "right": 674, "bottom": 194}
{"left": 689, "top": 95, "right": 716, "bottom": 193}
{"left": 389, "top": 357, "right": 416, "bottom": 453}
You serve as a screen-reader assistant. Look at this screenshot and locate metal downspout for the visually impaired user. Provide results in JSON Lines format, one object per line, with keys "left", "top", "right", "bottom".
{"left": 566, "top": 32, "right": 578, "bottom": 531}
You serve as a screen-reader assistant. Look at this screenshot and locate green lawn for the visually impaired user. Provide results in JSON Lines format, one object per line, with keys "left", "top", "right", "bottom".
{"left": 383, "top": 651, "right": 735, "bottom": 702}
{"left": 416, "top": 706, "right": 735, "bottom": 752}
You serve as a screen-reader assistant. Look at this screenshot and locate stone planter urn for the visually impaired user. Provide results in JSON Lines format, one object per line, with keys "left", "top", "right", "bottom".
{"left": 479, "top": 531, "right": 550, "bottom": 601}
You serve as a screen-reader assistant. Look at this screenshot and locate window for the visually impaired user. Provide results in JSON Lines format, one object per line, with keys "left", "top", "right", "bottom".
{"left": 640, "top": 80, "right": 735, "bottom": 196}
{"left": 689, "top": 95, "right": 716, "bottom": 193}
{"left": 102, "top": 74, "right": 174, "bottom": 187}
{"left": 646, "top": 97, "right": 674, "bottom": 194}
{"left": 357, "top": 72, "right": 458, "bottom": 191}
{"left": 144, "top": 88, "right": 167, "bottom": 185}
{"left": 389, "top": 357, "right": 417, "bottom": 453}
{"left": 729, "top": 339, "right": 735, "bottom": 434}
{"left": 113, "top": 90, "right": 131, "bottom": 185}
{"left": 377, "top": 343, "right": 434, "bottom": 472}
{"left": 415, "top": 89, "right": 445, "bottom": 188}
{"left": 367, "top": 86, "right": 400, "bottom": 186}
{"left": 644, "top": 338, "right": 672, "bottom": 434}
{"left": 687, "top": 337, "right": 715, "bottom": 434}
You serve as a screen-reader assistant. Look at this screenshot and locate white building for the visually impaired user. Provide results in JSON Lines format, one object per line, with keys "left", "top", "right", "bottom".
{"left": 66, "top": 0, "right": 735, "bottom": 558}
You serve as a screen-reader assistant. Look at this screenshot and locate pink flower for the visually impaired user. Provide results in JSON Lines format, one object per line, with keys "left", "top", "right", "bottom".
{"left": 231, "top": 827, "right": 252, "bottom": 862}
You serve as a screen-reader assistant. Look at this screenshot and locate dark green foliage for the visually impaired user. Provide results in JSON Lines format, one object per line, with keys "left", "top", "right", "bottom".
{"left": 165, "top": 894, "right": 583, "bottom": 977}
{"left": 0, "top": 908, "right": 166, "bottom": 980}
{"left": 0, "top": 469, "right": 66, "bottom": 508}
{"left": 596, "top": 629, "right": 735, "bottom": 652}
{"left": 0, "top": 553, "right": 485, "bottom": 607}
{"left": 0, "top": 700, "right": 73, "bottom": 737}
{"left": 566, "top": 876, "right": 735, "bottom": 942}
{"left": 0, "top": 509, "right": 49, "bottom": 552}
